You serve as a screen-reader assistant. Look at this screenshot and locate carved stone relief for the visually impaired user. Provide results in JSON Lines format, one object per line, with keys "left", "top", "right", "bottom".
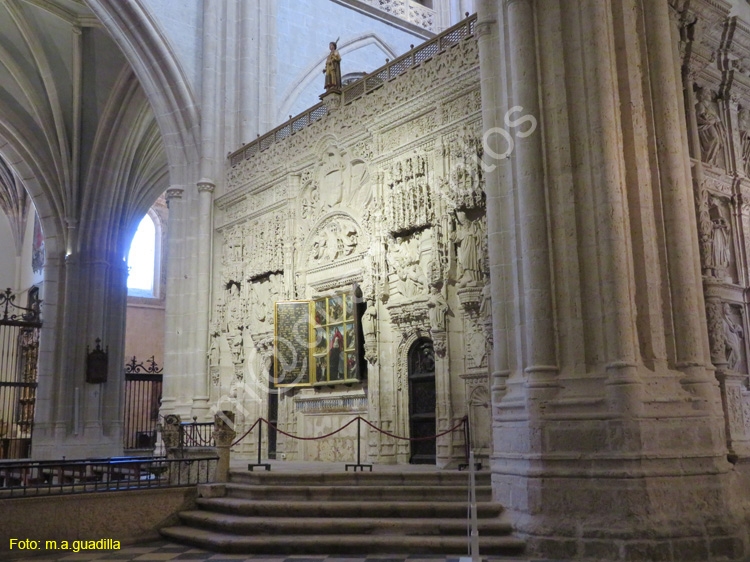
{"left": 384, "top": 154, "right": 433, "bottom": 235}
{"left": 709, "top": 196, "right": 733, "bottom": 281}
{"left": 215, "top": 31, "right": 486, "bottom": 466}
{"left": 245, "top": 213, "right": 286, "bottom": 280}
{"left": 385, "top": 232, "right": 430, "bottom": 301}
{"left": 439, "top": 125, "right": 485, "bottom": 211}
{"left": 307, "top": 216, "right": 360, "bottom": 265}
{"left": 739, "top": 108, "right": 750, "bottom": 176}
{"left": 707, "top": 297, "right": 726, "bottom": 367}
{"left": 724, "top": 303, "right": 747, "bottom": 373}
{"left": 695, "top": 86, "right": 727, "bottom": 169}
{"left": 454, "top": 212, "right": 485, "bottom": 289}
{"left": 248, "top": 273, "right": 284, "bottom": 335}
{"left": 467, "top": 382, "right": 491, "bottom": 452}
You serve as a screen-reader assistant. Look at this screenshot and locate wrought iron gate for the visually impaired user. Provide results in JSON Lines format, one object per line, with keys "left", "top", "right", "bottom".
{"left": 0, "top": 288, "right": 41, "bottom": 459}
{"left": 123, "top": 356, "right": 163, "bottom": 450}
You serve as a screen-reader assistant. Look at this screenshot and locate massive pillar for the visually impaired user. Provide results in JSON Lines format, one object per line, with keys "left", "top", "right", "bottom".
{"left": 480, "top": 0, "right": 743, "bottom": 559}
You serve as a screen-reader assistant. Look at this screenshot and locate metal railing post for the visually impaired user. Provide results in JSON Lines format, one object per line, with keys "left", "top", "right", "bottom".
{"left": 345, "top": 417, "right": 372, "bottom": 472}
{"left": 248, "top": 419, "right": 271, "bottom": 471}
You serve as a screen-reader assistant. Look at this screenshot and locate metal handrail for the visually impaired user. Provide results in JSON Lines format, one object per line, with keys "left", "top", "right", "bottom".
{"left": 180, "top": 422, "right": 215, "bottom": 447}
{"left": 227, "top": 13, "right": 477, "bottom": 167}
{"left": 0, "top": 455, "right": 218, "bottom": 498}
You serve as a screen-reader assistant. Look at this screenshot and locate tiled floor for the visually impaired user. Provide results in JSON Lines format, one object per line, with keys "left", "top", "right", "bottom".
{"left": 6, "top": 539, "right": 557, "bottom": 562}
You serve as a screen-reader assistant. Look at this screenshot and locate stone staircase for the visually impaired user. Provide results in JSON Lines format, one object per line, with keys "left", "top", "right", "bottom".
{"left": 160, "top": 469, "right": 525, "bottom": 555}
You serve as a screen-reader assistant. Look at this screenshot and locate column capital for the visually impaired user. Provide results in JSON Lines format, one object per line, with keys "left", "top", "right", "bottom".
{"left": 165, "top": 187, "right": 185, "bottom": 201}
{"left": 197, "top": 179, "right": 216, "bottom": 193}
{"left": 475, "top": 18, "right": 496, "bottom": 38}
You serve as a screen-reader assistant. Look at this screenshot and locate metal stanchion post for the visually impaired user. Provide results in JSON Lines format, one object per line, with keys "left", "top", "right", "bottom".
{"left": 345, "top": 417, "right": 372, "bottom": 472}
{"left": 248, "top": 420, "right": 271, "bottom": 471}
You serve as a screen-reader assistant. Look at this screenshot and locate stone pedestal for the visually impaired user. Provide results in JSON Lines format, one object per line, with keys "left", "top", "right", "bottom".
{"left": 212, "top": 410, "right": 236, "bottom": 483}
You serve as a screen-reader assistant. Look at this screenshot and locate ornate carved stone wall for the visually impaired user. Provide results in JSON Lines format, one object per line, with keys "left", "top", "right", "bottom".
{"left": 213, "top": 32, "right": 486, "bottom": 466}
{"left": 677, "top": 0, "right": 750, "bottom": 460}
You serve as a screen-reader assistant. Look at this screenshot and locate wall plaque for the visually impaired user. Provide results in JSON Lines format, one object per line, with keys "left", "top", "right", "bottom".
{"left": 274, "top": 301, "right": 313, "bottom": 386}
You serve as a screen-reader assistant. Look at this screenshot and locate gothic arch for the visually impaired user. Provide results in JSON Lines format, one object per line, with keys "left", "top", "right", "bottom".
{"left": 276, "top": 33, "right": 400, "bottom": 124}
{"left": 85, "top": 0, "right": 200, "bottom": 181}
{"left": 394, "top": 328, "right": 431, "bottom": 460}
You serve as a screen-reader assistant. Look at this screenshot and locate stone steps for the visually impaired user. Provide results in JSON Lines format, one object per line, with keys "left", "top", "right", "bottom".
{"left": 194, "top": 496, "right": 504, "bottom": 518}
{"left": 223, "top": 483, "right": 493, "bottom": 502}
{"left": 229, "top": 471, "right": 492, "bottom": 487}
{"left": 160, "top": 469, "right": 523, "bottom": 555}
{"left": 160, "top": 527, "right": 526, "bottom": 555}
{"left": 176, "top": 510, "right": 513, "bottom": 536}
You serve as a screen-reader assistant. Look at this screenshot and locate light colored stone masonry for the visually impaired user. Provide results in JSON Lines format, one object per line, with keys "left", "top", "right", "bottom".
{"left": 218, "top": 25, "right": 485, "bottom": 467}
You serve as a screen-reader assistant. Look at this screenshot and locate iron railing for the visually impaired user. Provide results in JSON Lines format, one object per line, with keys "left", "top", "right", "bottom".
{"left": 180, "top": 420, "right": 215, "bottom": 448}
{"left": 123, "top": 356, "right": 163, "bottom": 450}
{"left": 0, "top": 456, "right": 218, "bottom": 498}
{"left": 228, "top": 13, "right": 477, "bottom": 167}
{"left": 0, "top": 288, "right": 41, "bottom": 459}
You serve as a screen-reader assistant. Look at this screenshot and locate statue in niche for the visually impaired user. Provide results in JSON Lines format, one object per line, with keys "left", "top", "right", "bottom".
{"left": 208, "top": 333, "right": 220, "bottom": 367}
{"left": 225, "top": 281, "right": 243, "bottom": 331}
{"left": 697, "top": 188, "right": 714, "bottom": 272}
{"left": 323, "top": 40, "right": 342, "bottom": 92}
{"left": 388, "top": 236, "right": 427, "bottom": 299}
{"left": 427, "top": 284, "right": 449, "bottom": 332}
{"left": 739, "top": 108, "right": 750, "bottom": 176}
{"left": 479, "top": 281, "right": 492, "bottom": 320}
{"left": 454, "top": 212, "right": 484, "bottom": 288}
{"left": 723, "top": 303, "right": 746, "bottom": 373}
{"left": 709, "top": 198, "right": 731, "bottom": 276}
{"left": 362, "top": 298, "right": 377, "bottom": 337}
{"left": 466, "top": 321, "right": 488, "bottom": 369}
{"left": 227, "top": 325, "right": 244, "bottom": 365}
{"left": 695, "top": 87, "right": 726, "bottom": 167}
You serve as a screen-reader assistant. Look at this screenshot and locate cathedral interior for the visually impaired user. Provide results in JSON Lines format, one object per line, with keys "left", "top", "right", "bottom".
{"left": 4, "top": 0, "right": 750, "bottom": 560}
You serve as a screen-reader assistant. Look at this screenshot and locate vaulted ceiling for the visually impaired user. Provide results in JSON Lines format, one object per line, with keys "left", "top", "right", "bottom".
{"left": 0, "top": 0, "right": 168, "bottom": 257}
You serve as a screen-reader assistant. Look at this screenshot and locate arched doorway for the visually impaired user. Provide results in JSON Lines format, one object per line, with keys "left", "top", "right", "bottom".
{"left": 408, "top": 338, "right": 436, "bottom": 464}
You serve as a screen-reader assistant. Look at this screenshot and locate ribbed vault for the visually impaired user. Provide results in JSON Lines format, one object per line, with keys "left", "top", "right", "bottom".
{"left": 0, "top": 154, "right": 30, "bottom": 255}
{"left": 0, "top": 0, "right": 168, "bottom": 256}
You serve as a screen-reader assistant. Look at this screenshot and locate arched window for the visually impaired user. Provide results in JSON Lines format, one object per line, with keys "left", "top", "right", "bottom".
{"left": 127, "top": 214, "right": 157, "bottom": 297}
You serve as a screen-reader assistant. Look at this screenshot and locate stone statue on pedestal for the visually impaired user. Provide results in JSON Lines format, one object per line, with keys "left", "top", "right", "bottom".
{"left": 324, "top": 40, "right": 341, "bottom": 92}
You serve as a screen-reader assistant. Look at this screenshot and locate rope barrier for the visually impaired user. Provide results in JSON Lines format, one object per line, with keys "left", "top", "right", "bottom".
{"left": 256, "top": 416, "right": 359, "bottom": 441}
{"left": 360, "top": 415, "right": 467, "bottom": 442}
{"left": 231, "top": 415, "right": 467, "bottom": 446}
{"left": 231, "top": 418, "right": 260, "bottom": 447}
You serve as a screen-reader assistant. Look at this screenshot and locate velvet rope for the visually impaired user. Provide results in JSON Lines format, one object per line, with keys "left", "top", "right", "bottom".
{"left": 230, "top": 415, "right": 468, "bottom": 446}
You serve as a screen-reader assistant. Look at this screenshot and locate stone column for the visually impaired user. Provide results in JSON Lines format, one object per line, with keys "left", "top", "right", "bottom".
{"left": 161, "top": 187, "right": 187, "bottom": 415}
{"left": 643, "top": 0, "right": 716, "bottom": 401}
{"left": 193, "top": 180, "right": 215, "bottom": 418}
{"left": 479, "top": 1, "right": 743, "bottom": 559}
{"left": 476, "top": 0, "right": 511, "bottom": 408}
{"left": 505, "top": 0, "right": 557, "bottom": 390}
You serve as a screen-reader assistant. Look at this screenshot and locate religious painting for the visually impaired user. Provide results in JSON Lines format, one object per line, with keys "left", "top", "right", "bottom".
{"left": 312, "top": 289, "right": 362, "bottom": 384}
{"left": 314, "top": 326, "right": 327, "bottom": 354}
{"left": 330, "top": 295, "right": 344, "bottom": 322}
{"left": 315, "top": 300, "right": 326, "bottom": 325}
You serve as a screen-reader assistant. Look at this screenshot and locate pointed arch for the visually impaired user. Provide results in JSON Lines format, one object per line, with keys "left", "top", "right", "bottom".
{"left": 84, "top": 0, "right": 200, "bottom": 182}
{"left": 276, "top": 33, "right": 400, "bottom": 125}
